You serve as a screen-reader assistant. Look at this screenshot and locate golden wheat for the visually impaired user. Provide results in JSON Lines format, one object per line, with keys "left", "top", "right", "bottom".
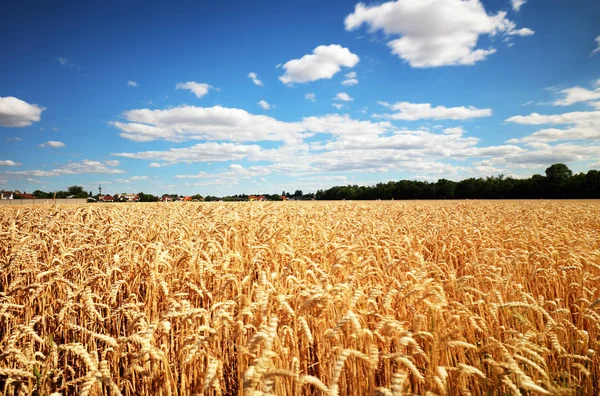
{"left": 0, "top": 201, "right": 598, "bottom": 395}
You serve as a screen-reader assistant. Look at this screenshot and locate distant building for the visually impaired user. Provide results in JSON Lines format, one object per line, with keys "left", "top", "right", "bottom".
{"left": 0, "top": 190, "right": 14, "bottom": 199}
{"left": 121, "top": 193, "right": 140, "bottom": 202}
{"left": 248, "top": 195, "right": 266, "bottom": 201}
{"left": 100, "top": 195, "right": 114, "bottom": 202}
{"left": 161, "top": 195, "right": 173, "bottom": 202}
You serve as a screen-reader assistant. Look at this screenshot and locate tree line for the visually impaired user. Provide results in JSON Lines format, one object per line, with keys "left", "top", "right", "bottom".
{"left": 22, "top": 164, "right": 600, "bottom": 202}
{"left": 314, "top": 164, "right": 600, "bottom": 200}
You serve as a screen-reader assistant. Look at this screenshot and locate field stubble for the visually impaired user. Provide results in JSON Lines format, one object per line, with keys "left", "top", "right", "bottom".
{"left": 0, "top": 201, "right": 599, "bottom": 395}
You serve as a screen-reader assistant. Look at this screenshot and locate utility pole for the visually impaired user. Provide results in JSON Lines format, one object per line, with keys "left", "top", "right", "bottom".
{"left": 99, "top": 184, "right": 102, "bottom": 197}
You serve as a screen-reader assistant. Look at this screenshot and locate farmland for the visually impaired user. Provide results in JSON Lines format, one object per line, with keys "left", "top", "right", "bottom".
{"left": 0, "top": 201, "right": 599, "bottom": 395}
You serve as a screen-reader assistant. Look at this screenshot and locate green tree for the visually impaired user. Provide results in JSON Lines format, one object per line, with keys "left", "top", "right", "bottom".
{"left": 67, "top": 185, "right": 88, "bottom": 198}
{"left": 33, "top": 190, "right": 50, "bottom": 199}
{"left": 545, "top": 163, "right": 572, "bottom": 183}
{"left": 545, "top": 163, "right": 572, "bottom": 198}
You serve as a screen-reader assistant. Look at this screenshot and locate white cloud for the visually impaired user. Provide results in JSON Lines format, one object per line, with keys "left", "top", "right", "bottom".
{"left": 279, "top": 45, "right": 359, "bottom": 84}
{"left": 106, "top": 104, "right": 600, "bottom": 186}
{"left": 110, "top": 105, "right": 400, "bottom": 144}
{"left": 506, "top": 110, "right": 600, "bottom": 143}
{"left": 443, "top": 127, "right": 464, "bottom": 135}
{"left": 5, "top": 137, "right": 22, "bottom": 142}
{"left": 345, "top": 0, "right": 533, "bottom": 67}
{"left": 509, "top": 27, "right": 534, "bottom": 37}
{"left": 553, "top": 86, "right": 600, "bottom": 106}
{"left": 0, "top": 160, "right": 19, "bottom": 166}
{"left": 298, "top": 175, "right": 349, "bottom": 182}
{"left": 176, "top": 164, "right": 273, "bottom": 182}
{"left": 39, "top": 140, "right": 65, "bottom": 148}
{"left": 332, "top": 103, "right": 345, "bottom": 110}
{"left": 375, "top": 101, "right": 492, "bottom": 120}
{"left": 248, "top": 72, "right": 263, "bottom": 86}
{"left": 511, "top": 0, "right": 527, "bottom": 12}
{"left": 592, "top": 35, "right": 600, "bottom": 56}
{"left": 0, "top": 97, "right": 45, "bottom": 127}
{"left": 342, "top": 71, "right": 359, "bottom": 86}
{"left": 110, "top": 105, "right": 309, "bottom": 142}
{"left": 479, "top": 143, "right": 600, "bottom": 166}
{"left": 104, "top": 160, "right": 120, "bottom": 166}
{"left": 506, "top": 111, "right": 600, "bottom": 125}
{"left": 305, "top": 93, "right": 316, "bottom": 102}
{"left": 335, "top": 92, "right": 353, "bottom": 101}
{"left": 175, "top": 81, "right": 213, "bottom": 98}
{"left": 258, "top": 100, "right": 271, "bottom": 110}
{"left": 112, "top": 142, "right": 263, "bottom": 164}
{"left": 1, "top": 160, "right": 124, "bottom": 178}
{"left": 130, "top": 176, "right": 149, "bottom": 181}
{"left": 149, "top": 162, "right": 162, "bottom": 168}
{"left": 127, "top": 80, "right": 138, "bottom": 87}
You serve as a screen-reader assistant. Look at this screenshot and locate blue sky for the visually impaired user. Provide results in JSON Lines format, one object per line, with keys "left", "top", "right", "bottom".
{"left": 1, "top": 0, "right": 599, "bottom": 196}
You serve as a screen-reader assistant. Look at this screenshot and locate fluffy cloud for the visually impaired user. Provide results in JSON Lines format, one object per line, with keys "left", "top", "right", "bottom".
{"left": 104, "top": 160, "right": 120, "bottom": 166}
{"left": 375, "top": 101, "right": 492, "bottom": 120}
{"left": 0, "top": 160, "right": 19, "bottom": 166}
{"left": 506, "top": 111, "right": 600, "bottom": 143}
{"left": 345, "top": 0, "right": 533, "bottom": 67}
{"left": 1, "top": 160, "right": 124, "bottom": 178}
{"left": 112, "top": 142, "right": 263, "bottom": 164}
{"left": 335, "top": 92, "right": 353, "bottom": 101}
{"left": 332, "top": 103, "right": 345, "bottom": 110}
{"left": 511, "top": 0, "right": 527, "bottom": 12}
{"left": 127, "top": 80, "right": 138, "bottom": 87}
{"left": 305, "top": 93, "right": 316, "bottom": 102}
{"left": 248, "top": 72, "right": 263, "bottom": 86}
{"left": 176, "top": 164, "right": 273, "bottom": 182}
{"left": 110, "top": 105, "right": 309, "bottom": 142}
{"left": 592, "top": 35, "right": 600, "bottom": 56}
{"left": 480, "top": 143, "right": 600, "bottom": 166}
{"left": 0, "top": 97, "right": 45, "bottom": 127}
{"left": 279, "top": 45, "right": 359, "bottom": 84}
{"left": 149, "top": 162, "right": 162, "bottom": 168}
{"left": 509, "top": 28, "right": 534, "bottom": 37}
{"left": 175, "top": 81, "right": 213, "bottom": 98}
{"left": 258, "top": 100, "right": 272, "bottom": 110}
{"left": 115, "top": 176, "right": 149, "bottom": 183}
{"left": 444, "top": 127, "right": 464, "bottom": 135}
{"left": 506, "top": 111, "right": 600, "bottom": 126}
{"left": 342, "top": 71, "right": 358, "bottom": 86}
{"left": 108, "top": 102, "right": 599, "bottom": 183}
{"left": 111, "top": 105, "right": 396, "bottom": 144}
{"left": 39, "top": 140, "right": 65, "bottom": 148}
{"left": 300, "top": 114, "right": 394, "bottom": 136}
{"left": 553, "top": 85, "right": 600, "bottom": 106}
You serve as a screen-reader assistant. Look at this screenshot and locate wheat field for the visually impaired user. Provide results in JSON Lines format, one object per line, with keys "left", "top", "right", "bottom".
{"left": 0, "top": 201, "right": 598, "bottom": 395}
